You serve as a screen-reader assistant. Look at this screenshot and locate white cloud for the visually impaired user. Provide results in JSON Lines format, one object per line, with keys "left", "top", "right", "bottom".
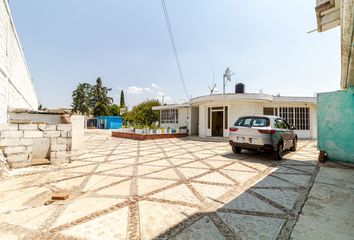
{"left": 123, "top": 83, "right": 175, "bottom": 107}
{"left": 126, "top": 86, "right": 144, "bottom": 94}
{"left": 157, "top": 91, "right": 166, "bottom": 96}
{"left": 151, "top": 83, "right": 160, "bottom": 90}
{"left": 126, "top": 86, "right": 154, "bottom": 94}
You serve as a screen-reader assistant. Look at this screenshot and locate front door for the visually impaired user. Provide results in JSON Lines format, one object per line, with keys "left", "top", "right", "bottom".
{"left": 212, "top": 111, "right": 223, "bottom": 137}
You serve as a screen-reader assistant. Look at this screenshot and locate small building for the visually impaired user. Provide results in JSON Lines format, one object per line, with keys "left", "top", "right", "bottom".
{"left": 314, "top": 0, "right": 354, "bottom": 162}
{"left": 96, "top": 116, "right": 123, "bottom": 129}
{"left": 153, "top": 90, "right": 317, "bottom": 139}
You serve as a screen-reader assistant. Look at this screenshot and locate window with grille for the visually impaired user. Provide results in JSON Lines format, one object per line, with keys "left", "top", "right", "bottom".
{"left": 263, "top": 107, "right": 278, "bottom": 116}
{"left": 278, "top": 107, "right": 310, "bottom": 130}
{"left": 295, "top": 107, "right": 310, "bottom": 130}
{"left": 161, "top": 109, "right": 178, "bottom": 124}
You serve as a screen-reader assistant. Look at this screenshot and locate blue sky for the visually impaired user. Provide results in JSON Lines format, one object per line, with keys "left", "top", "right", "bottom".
{"left": 10, "top": 0, "right": 340, "bottom": 108}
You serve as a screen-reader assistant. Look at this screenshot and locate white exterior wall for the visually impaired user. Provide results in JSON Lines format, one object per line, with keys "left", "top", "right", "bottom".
{"left": 199, "top": 105, "right": 206, "bottom": 137}
{"left": 0, "top": 0, "right": 38, "bottom": 124}
{"left": 154, "top": 94, "right": 317, "bottom": 139}
{"left": 198, "top": 101, "right": 317, "bottom": 139}
{"left": 227, "top": 102, "right": 263, "bottom": 137}
{"left": 263, "top": 102, "right": 317, "bottom": 139}
{"left": 160, "top": 108, "right": 189, "bottom": 129}
{"left": 198, "top": 101, "right": 263, "bottom": 138}
{"left": 178, "top": 108, "right": 189, "bottom": 128}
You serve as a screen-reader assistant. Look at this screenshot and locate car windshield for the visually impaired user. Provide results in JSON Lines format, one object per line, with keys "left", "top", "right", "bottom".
{"left": 234, "top": 117, "right": 270, "bottom": 127}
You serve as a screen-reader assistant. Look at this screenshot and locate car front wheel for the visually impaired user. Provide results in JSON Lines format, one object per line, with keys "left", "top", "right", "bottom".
{"left": 232, "top": 146, "right": 242, "bottom": 154}
{"left": 273, "top": 143, "right": 283, "bottom": 160}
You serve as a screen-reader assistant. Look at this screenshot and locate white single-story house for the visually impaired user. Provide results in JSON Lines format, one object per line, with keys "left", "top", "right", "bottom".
{"left": 152, "top": 92, "right": 317, "bottom": 139}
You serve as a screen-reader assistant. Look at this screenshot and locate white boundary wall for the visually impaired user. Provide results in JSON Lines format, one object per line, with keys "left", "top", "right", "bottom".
{"left": 0, "top": 0, "right": 38, "bottom": 124}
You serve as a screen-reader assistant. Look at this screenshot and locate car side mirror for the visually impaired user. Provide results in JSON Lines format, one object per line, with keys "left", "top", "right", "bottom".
{"left": 290, "top": 126, "right": 296, "bottom": 130}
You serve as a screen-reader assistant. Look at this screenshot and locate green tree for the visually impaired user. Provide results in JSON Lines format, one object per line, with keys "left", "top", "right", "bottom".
{"left": 108, "top": 104, "right": 119, "bottom": 116}
{"left": 90, "top": 77, "right": 113, "bottom": 117}
{"left": 119, "top": 90, "right": 125, "bottom": 108}
{"left": 123, "top": 99, "right": 160, "bottom": 127}
{"left": 38, "top": 104, "right": 47, "bottom": 111}
{"left": 71, "top": 83, "right": 91, "bottom": 116}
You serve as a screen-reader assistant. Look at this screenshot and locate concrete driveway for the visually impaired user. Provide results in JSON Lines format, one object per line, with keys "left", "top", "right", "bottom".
{"left": 0, "top": 130, "right": 319, "bottom": 240}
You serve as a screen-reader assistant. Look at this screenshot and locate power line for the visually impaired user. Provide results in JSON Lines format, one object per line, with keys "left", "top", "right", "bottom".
{"left": 160, "top": 0, "right": 190, "bottom": 100}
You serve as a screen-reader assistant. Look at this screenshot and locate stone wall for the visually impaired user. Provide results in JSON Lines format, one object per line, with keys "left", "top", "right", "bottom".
{"left": 0, "top": 123, "right": 72, "bottom": 168}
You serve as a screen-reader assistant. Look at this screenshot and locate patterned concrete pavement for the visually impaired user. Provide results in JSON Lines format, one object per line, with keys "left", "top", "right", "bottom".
{"left": 0, "top": 130, "right": 319, "bottom": 240}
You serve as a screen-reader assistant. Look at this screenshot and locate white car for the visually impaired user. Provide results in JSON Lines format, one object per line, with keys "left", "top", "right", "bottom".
{"left": 229, "top": 115, "right": 297, "bottom": 160}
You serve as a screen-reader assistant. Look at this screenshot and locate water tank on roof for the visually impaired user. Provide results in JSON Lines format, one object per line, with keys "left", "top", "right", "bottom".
{"left": 235, "top": 83, "right": 245, "bottom": 93}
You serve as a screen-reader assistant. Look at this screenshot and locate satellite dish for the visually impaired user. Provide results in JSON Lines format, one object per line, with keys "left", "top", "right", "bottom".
{"left": 223, "top": 67, "right": 235, "bottom": 94}
{"left": 224, "top": 67, "right": 234, "bottom": 81}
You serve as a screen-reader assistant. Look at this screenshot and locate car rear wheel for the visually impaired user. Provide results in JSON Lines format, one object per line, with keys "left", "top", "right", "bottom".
{"left": 273, "top": 142, "right": 283, "bottom": 160}
{"left": 232, "top": 146, "right": 242, "bottom": 154}
{"left": 290, "top": 138, "right": 297, "bottom": 152}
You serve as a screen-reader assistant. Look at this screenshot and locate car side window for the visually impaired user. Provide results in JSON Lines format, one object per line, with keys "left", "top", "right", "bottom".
{"left": 275, "top": 119, "right": 288, "bottom": 129}
{"left": 283, "top": 120, "right": 292, "bottom": 129}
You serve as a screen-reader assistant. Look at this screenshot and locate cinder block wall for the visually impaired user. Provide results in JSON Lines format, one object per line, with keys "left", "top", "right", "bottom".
{"left": 0, "top": 123, "right": 72, "bottom": 168}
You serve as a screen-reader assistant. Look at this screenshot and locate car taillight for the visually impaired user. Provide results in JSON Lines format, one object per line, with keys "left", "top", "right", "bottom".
{"left": 229, "top": 127, "right": 238, "bottom": 132}
{"left": 258, "top": 129, "right": 276, "bottom": 134}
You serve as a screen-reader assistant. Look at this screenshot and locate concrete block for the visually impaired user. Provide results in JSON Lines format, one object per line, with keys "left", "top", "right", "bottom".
{"left": 25, "top": 146, "right": 33, "bottom": 153}
{"left": 66, "top": 143, "right": 72, "bottom": 151}
{"left": 0, "top": 124, "right": 18, "bottom": 131}
{"left": 44, "top": 131, "right": 61, "bottom": 138}
{"left": 0, "top": 131, "right": 23, "bottom": 138}
{"left": 71, "top": 115, "right": 84, "bottom": 151}
{"left": 32, "top": 138, "right": 50, "bottom": 159}
{"left": 19, "top": 124, "right": 38, "bottom": 131}
{"left": 50, "top": 138, "right": 57, "bottom": 145}
{"left": 21, "top": 139, "right": 34, "bottom": 146}
{"left": 6, "top": 153, "right": 29, "bottom": 162}
{"left": 0, "top": 138, "right": 20, "bottom": 147}
{"left": 38, "top": 124, "right": 56, "bottom": 131}
{"left": 60, "top": 131, "right": 68, "bottom": 137}
{"left": 1, "top": 138, "right": 34, "bottom": 147}
{"left": 50, "top": 151, "right": 70, "bottom": 164}
{"left": 56, "top": 138, "right": 69, "bottom": 144}
{"left": 55, "top": 151, "right": 69, "bottom": 159}
{"left": 51, "top": 144, "right": 66, "bottom": 151}
{"left": 3, "top": 146, "right": 26, "bottom": 155}
{"left": 8, "top": 161, "right": 31, "bottom": 169}
{"left": 24, "top": 131, "right": 43, "bottom": 138}
{"left": 57, "top": 124, "right": 72, "bottom": 131}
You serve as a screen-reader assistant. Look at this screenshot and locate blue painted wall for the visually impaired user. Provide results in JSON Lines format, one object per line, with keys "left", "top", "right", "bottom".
{"left": 317, "top": 90, "right": 354, "bottom": 162}
{"left": 96, "top": 116, "right": 123, "bottom": 129}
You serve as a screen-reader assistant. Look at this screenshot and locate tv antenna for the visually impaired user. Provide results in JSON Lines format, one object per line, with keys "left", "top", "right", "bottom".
{"left": 208, "top": 73, "right": 217, "bottom": 95}
{"left": 223, "top": 67, "right": 234, "bottom": 94}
